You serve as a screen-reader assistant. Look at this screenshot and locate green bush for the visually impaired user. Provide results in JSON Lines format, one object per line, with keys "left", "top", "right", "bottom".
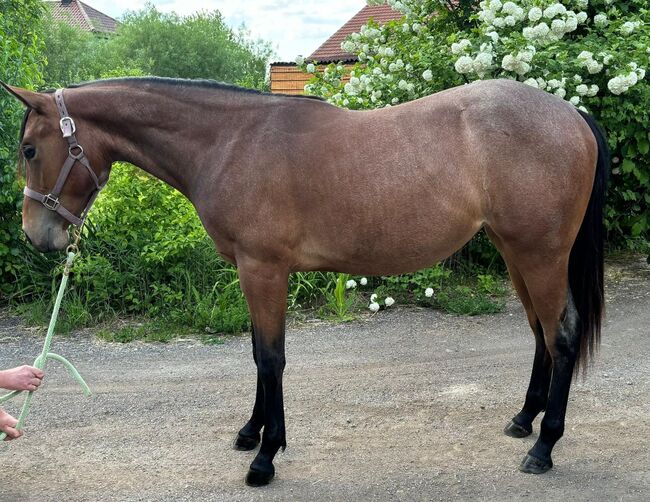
{"left": 0, "top": 0, "right": 45, "bottom": 298}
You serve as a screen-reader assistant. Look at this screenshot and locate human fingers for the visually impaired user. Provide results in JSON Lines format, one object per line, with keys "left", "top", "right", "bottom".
{"left": 29, "top": 367, "right": 45, "bottom": 379}
{"left": 30, "top": 378, "right": 42, "bottom": 389}
{"left": 1, "top": 426, "right": 23, "bottom": 440}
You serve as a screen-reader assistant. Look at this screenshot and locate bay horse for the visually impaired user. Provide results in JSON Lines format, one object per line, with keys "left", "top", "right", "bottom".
{"left": 2, "top": 77, "right": 608, "bottom": 486}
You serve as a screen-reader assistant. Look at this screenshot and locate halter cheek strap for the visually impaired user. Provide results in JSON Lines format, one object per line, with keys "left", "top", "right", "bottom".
{"left": 23, "top": 88, "right": 106, "bottom": 227}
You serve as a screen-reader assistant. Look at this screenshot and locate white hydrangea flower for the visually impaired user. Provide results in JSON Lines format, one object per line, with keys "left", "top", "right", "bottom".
{"left": 578, "top": 51, "right": 593, "bottom": 62}
{"left": 564, "top": 16, "right": 578, "bottom": 32}
{"left": 576, "top": 11, "right": 588, "bottom": 23}
{"left": 555, "top": 88, "right": 567, "bottom": 98}
{"left": 570, "top": 96, "right": 580, "bottom": 106}
{"left": 341, "top": 40, "right": 356, "bottom": 53}
{"left": 586, "top": 60, "right": 603, "bottom": 74}
{"left": 576, "top": 84, "right": 589, "bottom": 96}
{"left": 551, "top": 19, "right": 566, "bottom": 34}
{"left": 594, "top": 13, "right": 608, "bottom": 27}
{"left": 607, "top": 76, "right": 628, "bottom": 95}
{"left": 295, "top": 55, "right": 305, "bottom": 66}
{"left": 493, "top": 17, "right": 505, "bottom": 28}
{"left": 603, "top": 54, "right": 613, "bottom": 65}
{"left": 384, "top": 297, "right": 395, "bottom": 307}
{"left": 422, "top": 69, "right": 433, "bottom": 81}
{"left": 543, "top": 3, "right": 566, "bottom": 19}
{"left": 368, "top": 302, "right": 380, "bottom": 313}
{"left": 587, "top": 84, "right": 599, "bottom": 97}
{"left": 489, "top": 0, "right": 503, "bottom": 12}
{"left": 536, "top": 77, "right": 548, "bottom": 89}
{"left": 523, "top": 78, "right": 539, "bottom": 88}
{"left": 473, "top": 51, "right": 494, "bottom": 74}
{"left": 360, "top": 277, "right": 368, "bottom": 286}
{"left": 576, "top": 0, "right": 588, "bottom": 9}
{"left": 455, "top": 55, "right": 475, "bottom": 74}
{"left": 425, "top": 288, "right": 434, "bottom": 298}
{"left": 528, "top": 7, "right": 543, "bottom": 22}
{"left": 306, "top": 63, "right": 316, "bottom": 73}
{"left": 451, "top": 39, "right": 472, "bottom": 55}
{"left": 486, "top": 31, "right": 500, "bottom": 43}
{"left": 621, "top": 21, "right": 641, "bottom": 35}
{"left": 346, "top": 279, "right": 357, "bottom": 289}
{"left": 573, "top": 74, "right": 583, "bottom": 83}
{"left": 504, "top": 15, "right": 516, "bottom": 26}
{"left": 370, "top": 293, "right": 378, "bottom": 302}
{"left": 398, "top": 79, "right": 409, "bottom": 90}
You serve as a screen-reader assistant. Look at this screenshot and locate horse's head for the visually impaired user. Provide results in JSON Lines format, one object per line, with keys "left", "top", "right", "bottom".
{"left": 2, "top": 83, "right": 110, "bottom": 252}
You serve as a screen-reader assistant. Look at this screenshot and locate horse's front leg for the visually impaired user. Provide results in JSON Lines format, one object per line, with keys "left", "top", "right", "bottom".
{"left": 237, "top": 259, "right": 288, "bottom": 486}
{"left": 234, "top": 329, "right": 265, "bottom": 451}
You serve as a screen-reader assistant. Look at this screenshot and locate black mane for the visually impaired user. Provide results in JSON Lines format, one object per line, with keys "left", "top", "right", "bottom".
{"left": 68, "top": 76, "right": 326, "bottom": 101}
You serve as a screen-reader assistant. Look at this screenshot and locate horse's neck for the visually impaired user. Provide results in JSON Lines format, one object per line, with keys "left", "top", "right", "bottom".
{"left": 83, "top": 85, "right": 264, "bottom": 198}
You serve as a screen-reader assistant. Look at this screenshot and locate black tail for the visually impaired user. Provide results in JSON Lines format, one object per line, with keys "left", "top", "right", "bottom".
{"left": 571, "top": 110, "right": 610, "bottom": 375}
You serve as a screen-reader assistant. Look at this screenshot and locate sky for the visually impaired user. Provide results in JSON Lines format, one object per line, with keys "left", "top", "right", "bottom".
{"left": 86, "top": 0, "right": 368, "bottom": 62}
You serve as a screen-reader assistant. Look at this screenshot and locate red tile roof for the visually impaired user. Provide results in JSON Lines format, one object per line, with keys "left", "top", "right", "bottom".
{"left": 308, "top": 3, "right": 402, "bottom": 63}
{"left": 45, "top": 0, "right": 118, "bottom": 34}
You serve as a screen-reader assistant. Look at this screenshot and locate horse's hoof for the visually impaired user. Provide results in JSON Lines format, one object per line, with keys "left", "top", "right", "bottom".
{"left": 519, "top": 453, "right": 552, "bottom": 474}
{"left": 233, "top": 432, "right": 260, "bottom": 451}
{"left": 245, "top": 465, "right": 275, "bottom": 487}
{"left": 504, "top": 420, "right": 532, "bottom": 438}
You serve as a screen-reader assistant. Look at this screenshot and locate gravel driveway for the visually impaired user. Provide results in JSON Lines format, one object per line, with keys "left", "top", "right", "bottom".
{"left": 1, "top": 258, "right": 648, "bottom": 502}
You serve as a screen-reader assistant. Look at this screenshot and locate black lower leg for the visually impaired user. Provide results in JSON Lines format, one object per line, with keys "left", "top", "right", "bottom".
{"left": 520, "top": 299, "right": 579, "bottom": 474}
{"left": 235, "top": 330, "right": 264, "bottom": 451}
{"left": 246, "top": 349, "right": 287, "bottom": 487}
{"left": 506, "top": 321, "right": 552, "bottom": 438}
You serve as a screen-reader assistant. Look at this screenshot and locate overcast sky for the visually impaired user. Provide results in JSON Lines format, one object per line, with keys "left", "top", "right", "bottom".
{"left": 87, "top": 0, "right": 367, "bottom": 62}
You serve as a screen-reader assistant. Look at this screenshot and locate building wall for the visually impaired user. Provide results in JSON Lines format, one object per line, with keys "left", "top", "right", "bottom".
{"left": 269, "top": 63, "right": 355, "bottom": 95}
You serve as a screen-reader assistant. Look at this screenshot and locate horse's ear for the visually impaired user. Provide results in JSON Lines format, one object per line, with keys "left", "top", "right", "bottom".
{"left": 0, "top": 82, "right": 49, "bottom": 112}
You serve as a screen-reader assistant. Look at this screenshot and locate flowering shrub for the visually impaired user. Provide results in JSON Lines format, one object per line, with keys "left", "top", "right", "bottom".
{"left": 300, "top": 0, "right": 650, "bottom": 244}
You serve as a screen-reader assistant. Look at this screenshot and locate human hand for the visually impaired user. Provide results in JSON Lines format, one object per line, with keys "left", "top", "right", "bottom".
{"left": 0, "top": 365, "right": 45, "bottom": 392}
{"left": 0, "top": 409, "right": 22, "bottom": 440}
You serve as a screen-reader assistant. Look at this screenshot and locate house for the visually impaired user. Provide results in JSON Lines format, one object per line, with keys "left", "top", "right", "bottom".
{"left": 45, "top": 0, "right": 118, "bottom": 34}
{"left": 270, "top": 3, "right": 401, "bottom": 95}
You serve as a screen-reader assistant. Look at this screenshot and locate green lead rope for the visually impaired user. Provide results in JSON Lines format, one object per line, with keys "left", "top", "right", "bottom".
{"left": 0, "top": 250, "right": 91, "bottom": 443}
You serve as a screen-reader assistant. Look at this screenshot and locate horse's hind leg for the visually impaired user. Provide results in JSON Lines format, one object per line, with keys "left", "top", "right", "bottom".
{"left": 234, "top": 328, "right": 264, "bottom": 451}
{"left": 502, "top": 264, "right": 551, "bottom": 438}
{"left": 514, "top": 259, "right": 580, "bottom": 474}
{"left": 485, "top": 229, "right": 552, "bottom": 438}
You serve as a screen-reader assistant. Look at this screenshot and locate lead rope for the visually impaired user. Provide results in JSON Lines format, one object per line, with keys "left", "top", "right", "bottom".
{"left": 0, "top": 227, "right": 91, "bottom": 443}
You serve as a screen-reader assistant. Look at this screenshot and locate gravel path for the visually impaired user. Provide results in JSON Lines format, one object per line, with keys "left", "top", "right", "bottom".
{"left": 1, "top": 258, "right": 648, "bottom": 502}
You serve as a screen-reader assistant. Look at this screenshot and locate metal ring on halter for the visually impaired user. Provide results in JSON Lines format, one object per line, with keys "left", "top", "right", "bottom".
{"left": 69, "top": 144, "right": 84, "bottom": 159}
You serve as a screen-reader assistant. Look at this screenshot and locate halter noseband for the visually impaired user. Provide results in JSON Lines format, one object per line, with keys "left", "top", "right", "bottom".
{"left": 23, "top": 88, "right": 105, "bottom": 227}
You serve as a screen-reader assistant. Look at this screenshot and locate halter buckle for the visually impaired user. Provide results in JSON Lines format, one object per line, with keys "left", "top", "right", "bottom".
{"left": 43, "top": 194, "right": 60, "bottom": 211}
{"left": 59, "top": 117, "right": 76, "bottom": 138}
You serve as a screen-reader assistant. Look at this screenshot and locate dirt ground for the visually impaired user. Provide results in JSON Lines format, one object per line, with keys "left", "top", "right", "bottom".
{"left": 0, "top": 257, "right": 648, "bottom": 502}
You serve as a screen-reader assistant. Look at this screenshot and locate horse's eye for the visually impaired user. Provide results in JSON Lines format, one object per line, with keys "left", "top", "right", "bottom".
{"left": 22, "top": 145, "right": 36, "bottom": 160}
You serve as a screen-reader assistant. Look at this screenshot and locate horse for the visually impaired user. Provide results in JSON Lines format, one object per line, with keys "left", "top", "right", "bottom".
{"left": 2, "top": 77, "right": 608, "bottom": 487}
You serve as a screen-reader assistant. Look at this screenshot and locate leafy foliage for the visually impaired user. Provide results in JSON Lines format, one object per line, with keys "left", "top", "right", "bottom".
{"left": 41, "top": 4, "right": 273, "bottom": 89}
{"left": 0, "top": 0, "right": 45, "bottom": 298}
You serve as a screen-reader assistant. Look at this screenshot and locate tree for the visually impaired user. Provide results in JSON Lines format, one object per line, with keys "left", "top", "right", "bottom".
{"left": 302, "top": 0, "right": 650, "bottom": 246}
{"left": 100, "top": 5, "right": 273, "bottom": 88}
{"left": 0, "top": 0, "right": 45, "bottom": 297}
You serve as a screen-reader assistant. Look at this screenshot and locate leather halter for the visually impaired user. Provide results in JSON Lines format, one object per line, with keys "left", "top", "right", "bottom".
{"left": 23, "top": 88, "right": 105, "bottom": 227}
